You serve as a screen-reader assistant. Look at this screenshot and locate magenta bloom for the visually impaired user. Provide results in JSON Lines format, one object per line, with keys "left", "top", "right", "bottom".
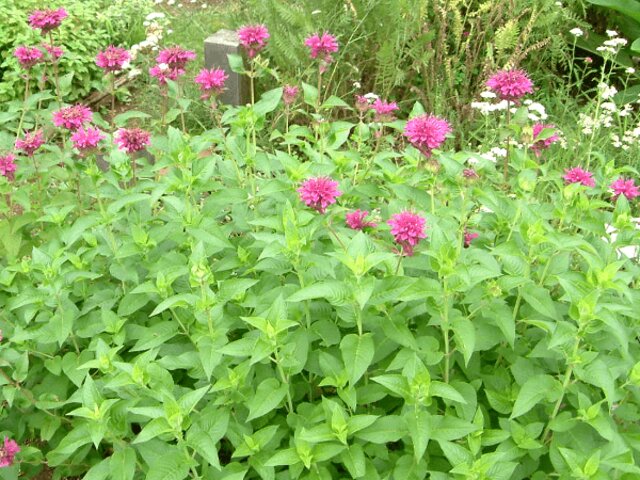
{"left": 15, "top": 130, "right": 44, "bottom": 157}
{"left": 149, "top": 64, "right": 185, "bottom": 85}
{"left": 44, "top": 43, "right": 64, "bottom": 60}
{"left": 404, "top": 114, "right": 451, "bottom": 157}
{"left": 0, "top": 437, "right": 20, "bottom": 468}
{"left": 237, "top": 24, "right": 270, "bottom": 58}
{"left": 52, "top": 104, "right": 93, "bottom": 130}
{"left": 346, "top": 209, "right": 377, "bottom": 230}
{"left": 156, "top": 46, "right": 196, "bottom": 69}
{"left": 194, "top": 68, "right": 228, "bottom": 98}
{"left": 0, "top": 154, "right": 17, "bottom": 180}
{"left": 610, "top": 177, "right": 640, "bottom": 201}
{"left": 371, "top": 99, "right": 399, "bottom": 122}
{"left": 28, "top": 8, "right": 68, "bottom": 33}
{"left": 304, "top": 32, "right": 339, "bottom": 68}
{"left": 14, "top": 46, "right": 43, "bottom": 69}
{"left": 531, "top": 123, "right": 559, "bottom": 155}
{"left": 388, "top": 211, "right": 427, "bottom": 256}
{"left": 355, "top": 95, "right": 370, "bottom": 113}
{"left": 563, "top": 167, "right": 595, "bottom": 187}
{"left": 283, "top": 85, "right": 299, "bottom": 106}
{"left": 486, "top": 69, "right": 533, "bottom": 102}
{"left": 464, "top": 231, "right": 479, "bottom": 247}
{"left": 114, "top": 128, "right": 151, "bottom": 154}
{"left": 463, "top": 168, "right": 479, "bottom": 179}
{"left": 71, "top": 127, "right": 105, "bottom": 152}
{"left": 96, "top": 46, "right": 130, "bottom": 72}
{"left": 297, "top": 177, "right": 342, "bottom": 213}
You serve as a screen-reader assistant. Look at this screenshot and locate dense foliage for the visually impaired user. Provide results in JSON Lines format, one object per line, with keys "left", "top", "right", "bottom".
{"left": 0, "top": 2, "right": 640, "bottom": 480}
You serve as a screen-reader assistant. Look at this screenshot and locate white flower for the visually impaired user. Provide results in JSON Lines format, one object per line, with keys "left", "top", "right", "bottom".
{"left": 490, "top": 147, "right": 507, "bottom": 157}
{"left": 601, "top": 101, "right": 617, "bottom": 112}
{"left": 353, "top": 81, "right": 361, "bottom": 89}
{"left": 598, "top": 83, "right": 618, "bottom": 99}
{"left": 569, "top": 28, "right": 583, "bottom": 37}
{"left": 528, "top": 113, "right": 540, "bottom": 121}
{"left": 158, "top": 63, "right": 169, "bottom": 71}
{"left": 146, "top": 12, "right": 165, "bottom": 20}
{"left": 606, "top": 30, "right": 618, "bottom": 37}
{"left": 167, "top": 29, "right": 173, "bottom": 34}
{"left": 363, "top": 92, "right": 379, "bottom": 101}
{"left": 480, "top": 91, "right": 496, "bottom": 99}
{"left": 311, "top": 9, "right": 321, "bottom": 14}
{"left": 627, "top": 67, "right": 636, "bottom": 74}
{"left": 202, "top": 3, "right": 207, "bottom": 8}
{"left": 167, "top": 0, "right": 175, "bottom": 4}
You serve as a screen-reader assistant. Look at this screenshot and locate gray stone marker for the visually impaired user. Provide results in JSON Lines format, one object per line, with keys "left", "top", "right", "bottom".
{"left": 204, "top": 29, "right": 250, "bottom": 106}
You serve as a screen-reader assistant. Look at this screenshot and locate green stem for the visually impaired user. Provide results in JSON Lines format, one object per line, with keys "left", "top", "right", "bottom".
{"left": 442, "top": 278, "right": 450, "bottom": 383}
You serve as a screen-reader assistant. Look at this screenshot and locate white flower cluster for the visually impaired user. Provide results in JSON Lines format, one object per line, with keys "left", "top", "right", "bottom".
{"left": 569, "top": 28, "right": 583, "bottom": 37}
{"left": 598, "top": 82, "right": 617, "bottom": 100}
{"left": 468, "top": 147, "right": 508, "bottom": 164}
{"left": 130, "top": 12, "right": 169, "bottom": 59}
{"left": 520, "top": 99, "right": 548, "bottom": 121}
{"left": 610, "top": 124, "right": 640, "bottom": 150}
{"left": 596, "top": 31, "right": 628, "bottom": 55}
{"left": 471, "top": 94, "right": 548, "bottom": 121}
{"left": 471, "top": 99, "right": 509, "bottom": 115}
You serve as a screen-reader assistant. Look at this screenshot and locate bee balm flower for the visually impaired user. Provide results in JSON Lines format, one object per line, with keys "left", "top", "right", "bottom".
{"left": 237, "top": 24, "right": 270, "bottom": 58}
{"left": 283, "top": 85, "right": 299, "bottom": 106}
{"left": 14, "top": 46, "right": 43, "bottom": 69}
{"left": 96, "top": 46, "right": 131, "bottom": 72}
{"left": 388, "top": 211, "right": 427, "bottom": 256}
{"left": 28, "top": 8, "right": 68, "bottom": 33}
{"left": 52, "top": 104, "right": 93, "bottom": 130}
{"left": 0, "top": 437, "right": 20, "bottom": 468}
{"left": 114, "top": 128, "right": 151, "bottom": 153}
{"left": 486, "top": 69, "right": 533, "bottom": 102}
{"left": 404, "top": 114, "right": 451, "bottom": 157}
{"left": 0, "top": 154, "right": 17, "bottom": 180}
{"left": 346, "top": 210, "right": 377, "bottom": 230}
{"left": 155, "top": 46, "right": 196, "bottom": 69}
{"left": 194, "top": 68, "right": 228, "bottom": 98}
{"left": 71, "top": 127, "right": 105, "bottom": 152}
{"left": 15, "top": 130, "right": 44, "bottom": 157}
{"left": 563, "top": 167, "right": 595, "bottom": 187}
{"left": 531, "top": 123, "right": 559, "bottom": 155}
{"left": 297, "top": 177, "right": 342, "bottom": 213}
{"left": 304, "top": 32, "right": 338, "bottom": 68}
{"left": 610, "top": 177, "right": 640, "bottom": 200}
{"left": 371, "top": 99, "right": 399, "bottom": 122}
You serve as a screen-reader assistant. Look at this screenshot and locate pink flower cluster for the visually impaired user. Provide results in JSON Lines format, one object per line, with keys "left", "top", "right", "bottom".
{"left": 305, "top": 32, "right": 339, "bottom": 70}
{"left": 563, "top": 167, "right": 595, "bottom": 187}
{"left": 150, "top": 46, "right": 196, "bottom": 85}
{"left": 44, "top": 44, "right": 64, "bottom": 60}
{"left": 0, "top": 437, "right": 19, "bottom": 468}
{"left": 464, "top": 231, "right": 479, "bottom": 247}
{"left": 14, "top": 46, "right": 43, "bottom": 69}
{"left": 96, "top": 46, "right": 130, "bottom": 72}
{"left": 15, "top": 130, "right": 44, "bottom": 157}
{"left": 283, "top": 85, "right": 299, "bottom": 106}
{"left": 52, "top": 104, "right": 93, "bottom": 130}
{"left": 346, "top": 210, "right": 377, "bottom": 230}
{"left": 28, "top": 8, "right": 68, "bottom": 33}
{"left": 611, "top": 177, "right": 639, "bottom": 200}
{"left": 114, "top": 128, "right": 151, "bottom": 154}
{"left": 531, "top": 123, "right": 559, "bottom": 155}
{"left": 194, "top": 68, "right": 228, "bottom": 99}
{"left": 371, "top": 99, "right": 399, "bottom": 122}
{"left": 0, "top": 154, "right": 17, "bottom": 180}
{"left": 404, "top": 114, "right": 451, "bottom": 157}
{"left": 71, "top": 127, "right": 106, "bottom": 153}
{"left": 486, "top": 69, "right": 533, "bottom": 102}
{"left": 388, "top": 211, "right": 427, "bottom": 256}
{"left": 237, "top": 25, "right": 270, "bottom": 58}
{"left": 297, "top": 177, "right": 342, "bottom": 213}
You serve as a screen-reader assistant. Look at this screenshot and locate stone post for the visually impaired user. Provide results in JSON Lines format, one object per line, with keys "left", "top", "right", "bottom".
{"left": 204, "top": 29, "right": 250, "bottom": 106}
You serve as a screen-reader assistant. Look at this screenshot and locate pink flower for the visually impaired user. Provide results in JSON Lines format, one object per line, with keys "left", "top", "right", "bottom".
{"left": 237, "top": 24, "right": 270, "bottom": 58}
{"left": 52, "top": 104, "right": 93, "bottom": 130}
{"left": 404, "top": 114, "right": 451, "bottom": 157}
{"left": 0, "top": 154, "right": 17, "bottom": 180}
{"left": 43, "top": 43, "right": 64, "bottom": 60}
{"left": 14, "top": 46, "right": 43, "bottom": 69}
{"left": 346, "top": 210, "right": 377, "bottom": 230}
{"left": 463, "top": 168, "right": 479, "bottom": 179}
{"left": 71, "top": 127, "right": 105, "bottom": 152}
{"left": 28, "top": 8, "right": 68, "bottom": 33}
{"left": 464, "top": 231, "right": 479, "bottom": 247}
{"left": 355, "top": 95, "right": 370, "bottom": 113}
{"left": 563, "top": 167, "right": 595, "bottom": 187}
{"left": 96, "top": 46, "right": 130, "bottom": 72}
{"left": 531, "top": 123, "right": 559, "bottom": 155}
{"left": 585, "top": 57, "right": 593, "bottom": 64}
{"left": 610, "top": 177, "right": 640, "bottom": 200}
{"left": 114, "top": 128, "right": 151, "bottom": 154}
{"left": 297, "top": 177, "right": 342, "bottom": 213}
{"left": 283, "top": 85, "right": 299, "bottom": 106}
{"left": 156, "top": 46, "right": 196, "bottom": 69}
{"left": 371, "top": 99, "right": 399, "bottom": 122}
{"left": 0, "top": 437, "right": 20, "bottom": 468}
{"left": 388, "top": 211, "right": 427, "bottom": 256}
{"left": 149, "top": 64, "right": 185, "bottom": 85}
{"left": 304, "top": 32, "right": 339, "bottom": 68}
{"left": 15, "top": 130, "right": 44, "bottom": 157}
{"left": 486, "top": 69, "right": 533, "bottom": 102}
{"left": 194, "top": 68, "right": 228, "bottom": 98}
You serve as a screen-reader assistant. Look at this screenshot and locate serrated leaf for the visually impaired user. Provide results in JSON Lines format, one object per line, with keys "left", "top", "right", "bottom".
{"left": 246, "top": 378, "right": 288, "bottom": 421}
{"left": 510, "top": 374, "right": 559, "bottom": 419}
{"left": 340, "top": 333, "right": 375, "bottom": 386}
{"left": 109, "top": 448, "right": 136, "bottom": 480}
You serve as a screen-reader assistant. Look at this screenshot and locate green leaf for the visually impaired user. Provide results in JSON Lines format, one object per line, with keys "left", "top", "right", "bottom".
{"left": 340, "top": 444, "right": 366, "bottom": 478}
{"left": 354, "top": 416, "right": 406, "bottom": 443}
{"left": 150, "top": 294, "right": 198, "bottom": 317}
{"left": 132, "top": 417, "right": 173, "bottom": 444}
{"left": 586, "top": 0, "right": 640, "bottom": 23}
{"left": 520, "top": 284, "right": 558, "bottom": 319}
{"left": 405, "top": 409, "right": 431, "bottom": 462}
{"left": 321, "top": 95, "right": 350, "bottom": 110}
{"left": 83, "top": 459, "right": 111, "bottom": 480}
{"left": 113, "top": 110, "right": 151, "bottom": 127}
{"left": 430, "top": 381, "right": 467, "bottom": 404}
{"left": 109, "top": 448, "right": 136, "bottom": 480}
{"left": 145, "top": 448, "right": 191, "bottom": 480}
{"left": 246, "top": 378, "right": 288, "bottom": 421}
{"left": 510, "top": 374, "right": 559, "bottom": 419}
{"left": 254, "top": 87, "right": 283, "bottom": 116}
{"left": 130, "top": 322, "right": 179, "bottom": 352}
{"left": 265, "top": 448, "right": 301, "bottom": 467}
{"left": 287, "top": 281, "right": 350, "bottom": 305}
{"left": 302, "top": 82, "right": 319, "bottom": 106}
{"left": 340, "top": 333, "right": 375, "bottom": 386}
{"left": 227, "top": 53, "right": 245, "bottom": 74}
{"left": 450, "top": 317, "right": 475, "bottom": 366}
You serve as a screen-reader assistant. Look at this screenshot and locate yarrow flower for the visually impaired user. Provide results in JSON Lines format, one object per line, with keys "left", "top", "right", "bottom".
{"left": 0, "top": 154, "right": 17, "bottom": 180}
{"left": 610, "top": 177, "right": 640, "bottom": 200}
{"left": 346, "top": 209, "right": 377, "bottom": 230}
{"left": 283, "top": 85, "right": 299, "bottom": 106}
{"left": 52, "top": 104, "right": 93, "bottom": 130}
{"left": 0, "top": 437, "right": 20, "bottom": 468}
{"left": 569, "top": 28, "right": 584, "bottom": 37}
{"left": 237, "top": 24, "right": 270, "bottom": 58}
{"left": 28, "top": 8, "right": 68, "bottom": 33}
{"left": 194, "top": 68, "right": 228, "bottom": 99}
{"left": 149, "top": 63, "right": 185, "bottom": 84}
{"left": 297, "top": 177, "right": 342, "bottom": 213}
{"left": 114, "top": 128, "right": 151, "bottom": 154}
{"left": 388, "top": 211, "right": 427, "bottom": 256}
{"left": 486, "top": 69, "right": 534, "bottom": 102}
{"left": 15, "top": 130, "right": 44, "bottom": 157}
{"left": 14, "top": 46, "right": 43, "bottom": 69}
{"left": 96, "top": 46, "right": 131, "bottom": 72}
{"left": 404, "top": 114, "right": 451, "bottom": 157}
{"left": 531, "top": 123, "right": 559, "bottom": 155}
{"left": 156, "top": 46, "right": 196, "bottom": 69}
{"left": 371, "top": 99, "right": 399, "bottom": 122}
{"left": 563, "top": 167, "right": 595, "bottom": 187}
{"left": 71, "top": 127, "right": 105, "bottom": 152}
{"left": 464, "top": 231, "right": 479, "bottom": 247}
{"left": 304, "top": 32, "right": 338, "bottom": 70}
